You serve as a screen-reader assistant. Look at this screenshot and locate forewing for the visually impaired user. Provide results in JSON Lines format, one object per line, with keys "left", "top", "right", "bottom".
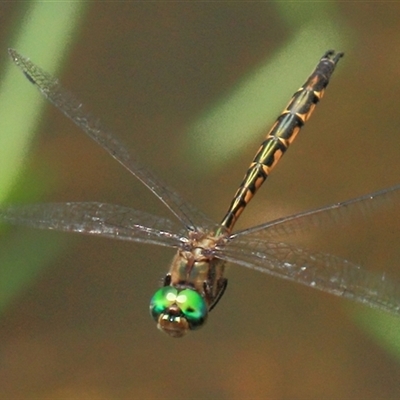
{"left": 0, "top": 202, "right": 185, "bottom": 248}
{"left": 216, "top": 237, "right": 400, "bottom": 316}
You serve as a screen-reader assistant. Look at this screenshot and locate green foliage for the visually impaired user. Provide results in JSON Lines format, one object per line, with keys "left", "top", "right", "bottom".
{"left": 0, "top": 1, "right": 88, "bottom": 311}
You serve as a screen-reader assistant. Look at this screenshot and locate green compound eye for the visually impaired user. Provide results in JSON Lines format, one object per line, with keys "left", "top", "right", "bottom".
{"left": 149, "top": 287, "right": 207, "bottom": 330}
{"left": 150, "top": 287, "right": 178, "bottom": 320}
{"left": 175, "top": 289, "right": 206, "bottom": 325}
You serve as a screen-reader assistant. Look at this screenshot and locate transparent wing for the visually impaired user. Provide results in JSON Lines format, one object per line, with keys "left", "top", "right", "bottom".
{"left": 231, "top": 184, "right": 400, "bottom": 242}
{"left": 216, "top": 184, "right": 400, "bottom": 315}
{"left": 216, "top": 238, "right": 400, "bottom": 316}
{"left": 0, "top": 202, "right": 186, "bottom": 248}
{"left": 8, "top": 48, "right": 217, "bottom": 231}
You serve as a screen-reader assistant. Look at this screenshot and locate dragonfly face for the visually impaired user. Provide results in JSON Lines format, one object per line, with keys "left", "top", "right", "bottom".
{"left": 150, "top": 286, "right": 208, "bottom": 338}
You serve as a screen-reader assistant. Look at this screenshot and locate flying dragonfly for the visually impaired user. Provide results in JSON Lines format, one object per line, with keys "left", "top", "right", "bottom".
{"left": 2, "top": 49, "right": 400, "bottom": 338}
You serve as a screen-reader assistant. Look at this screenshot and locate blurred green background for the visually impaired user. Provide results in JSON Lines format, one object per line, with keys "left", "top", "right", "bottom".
{"left": 1, "top": 2, "right": 400, "bottom": 399}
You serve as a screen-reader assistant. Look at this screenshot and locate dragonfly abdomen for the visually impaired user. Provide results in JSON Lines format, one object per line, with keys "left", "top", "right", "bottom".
{"left": 219, "top": 50, "right": 343, "bottom": 232}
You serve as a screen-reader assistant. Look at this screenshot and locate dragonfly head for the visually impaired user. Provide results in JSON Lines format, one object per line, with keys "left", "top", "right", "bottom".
{"left": 149, "top": 286, "right": 208, "bottom": 338}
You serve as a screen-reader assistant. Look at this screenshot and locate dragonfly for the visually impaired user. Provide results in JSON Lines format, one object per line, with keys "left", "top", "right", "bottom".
{"left": 2, "top": 49, "right": 400, "bottom": 338}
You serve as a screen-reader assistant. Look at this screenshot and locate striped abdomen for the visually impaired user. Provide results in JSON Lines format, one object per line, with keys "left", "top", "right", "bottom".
{"left": 219, "top": 50, "right": 343, "bottom": 232}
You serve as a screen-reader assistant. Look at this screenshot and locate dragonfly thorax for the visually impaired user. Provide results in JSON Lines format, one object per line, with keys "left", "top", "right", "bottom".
{"left": 149, "top": 233, "right": 228, "bottom": 337}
